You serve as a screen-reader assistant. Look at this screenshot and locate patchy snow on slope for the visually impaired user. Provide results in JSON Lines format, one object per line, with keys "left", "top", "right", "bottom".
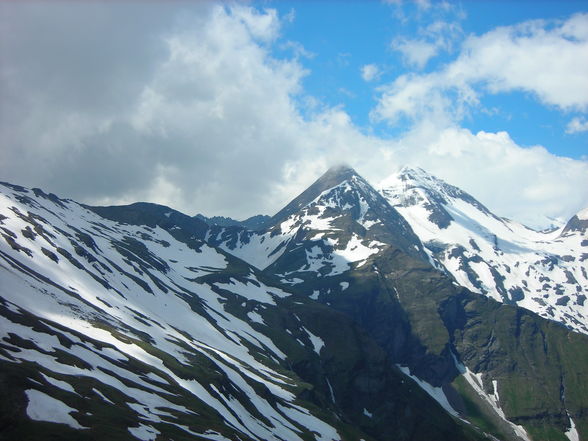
{"left": 0, "top": 183, "right": 343, "bottom": 441}
{"left": 460, "top": 367, "right": 530, "bottom": 441}
{"left": 128, "top": 424, "right": 160, "bottom": 441}
{"left": 247, "top": 310, "right": 265, "bottom": 325}
{"left": 214, "top": 277, "right": 290, "bottom": 305}
{"left": 302, "top": 326, "right": 324, "bottom": 355}
{"left": 40, "top": 373, "right": 77, "bottom": 394}
{"left": 397, "top": 365, "right": 459, "bottom": 418}
{"left": 379, "top": 167, "right": 588, "bottom": 334}
{"left": 333, "top": 235, "right": 382, "bottom": 266}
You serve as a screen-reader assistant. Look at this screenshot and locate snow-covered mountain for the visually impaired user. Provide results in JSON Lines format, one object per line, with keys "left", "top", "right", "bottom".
{"left": 0, "top": 183, "right": 338, "bottom": 441}
{"left": 379, "top": 167, "right": 588, "bottom": 334}
{"left": 0, "top": 181, "right": 490, "bottom": 441}
{"left": 2, "top": 170, "right": 588, "bottom": 441}
{"left": 190, "top": 165, "right": 427, "bottom": 287}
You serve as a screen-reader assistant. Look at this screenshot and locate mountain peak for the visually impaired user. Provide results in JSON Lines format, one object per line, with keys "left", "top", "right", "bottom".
{"left": 320, "top": 163, "right": 360, "bottom": 185}
{"left": 268, "top": 165, "right": 362, "bottom": 225}
{"left": 398, "top": 165, "right": 429, "bottom": 177}
{"left": 384, "top": 166, "right": 446, "bottom": 190}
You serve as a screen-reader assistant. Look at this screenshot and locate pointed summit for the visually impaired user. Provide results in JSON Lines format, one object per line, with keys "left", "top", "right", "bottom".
{"left": 268, "top": 164, "right": 362, "bottom": 226}
{"left": 321, "top": 163, "right": 358, "bottom": 181}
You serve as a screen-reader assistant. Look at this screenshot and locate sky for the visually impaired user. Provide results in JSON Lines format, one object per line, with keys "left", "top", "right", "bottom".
{"left": 0, "top": 0, "right": 587, "bottom": 229}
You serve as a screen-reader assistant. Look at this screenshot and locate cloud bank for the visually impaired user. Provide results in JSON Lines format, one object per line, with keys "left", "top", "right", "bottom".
{"left": 0, "top": 3, "right": 586, "bottom": 228}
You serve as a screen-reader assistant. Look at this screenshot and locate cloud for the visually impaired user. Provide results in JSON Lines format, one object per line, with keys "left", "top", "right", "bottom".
{"left": 391, "top": 38, "right": 438, "bottom": 69}
{"left": 566, "top": 117, "right": 588, "bottom": 134}
{"left": 0, "top": 3, "right": 586, "bottom": 228}
{"left": 0, "top": 3, "right": 311, "bottom": 218}
{"left": 376, "top": 13, "right": 588, "bottom": 126}
{"left": 380, "top": 125, "right": 588, "bottom": 228}
{"left": 391, "top": 15, "right": 464, "bottom": 69}
{"left": 361, "top": 64, "right": 381, "bottom": 82}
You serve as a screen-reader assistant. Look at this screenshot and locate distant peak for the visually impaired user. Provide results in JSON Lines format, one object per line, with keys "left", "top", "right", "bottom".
{"left": 324, "top": 163, "right": 357, "bottom": 177}
{"left": 398, "top": 166, "right": 435, "bottom": 180}
{"left": 316, "top": 164, "right": 361, "bottom": 188}
{"left": 266, "top": 164, "right": 366, "bottom": 225}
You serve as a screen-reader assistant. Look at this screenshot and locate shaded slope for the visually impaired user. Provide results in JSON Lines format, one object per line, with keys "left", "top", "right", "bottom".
{"left": 0, "top": 182, "right": 486, "bottom": 441}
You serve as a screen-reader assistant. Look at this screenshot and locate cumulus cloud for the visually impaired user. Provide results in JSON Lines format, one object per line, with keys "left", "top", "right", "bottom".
{"left": 391, "top": 38, "right": 438, "bottom": 69}
{"left": 361, "top": 64, "right": 381, "bottom": 82}
{"left": 380, "top": 126, "right": 588, "bottom": 227}
{"left": 0, "top": 3, "right": 310, "bottom": 217}
{"left": 375, "top": 13, "right": 588, "bottom": 125}
{"left": 372, "top": 13, "right": 588, "bottom": 225}
{"left": 566, "top": 117, "right": 588, "bottom": 134}
{"left": 390, "top": 0, "right": 464, "bottom": 69}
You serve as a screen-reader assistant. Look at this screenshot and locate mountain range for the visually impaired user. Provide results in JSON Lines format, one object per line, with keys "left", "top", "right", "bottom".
{"left": 1, "top": 165, "right": 587, "bottom": 441}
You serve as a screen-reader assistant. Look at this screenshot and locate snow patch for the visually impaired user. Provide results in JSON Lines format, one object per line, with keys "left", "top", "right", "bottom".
{"left": 41, "top": 373, "right": 76, "bottom": 394}
{"left": 302, "top": 327, "right": 324, "bottom": 355}
{"left": 396, "top": 365, "right": 458, "bottom": 417}
{"left": 247, "top": 310, "right": 265, "bottom": 325}
{"left": 128, "top": 423, "right": 160, "bottom": 441}
{"left": 565, "top": 413, "right": 580, "bottom": 441}
{"left": 25, "top": 389, "right": 86, "bottom": 429}
{"left": 460, "top": 367, "right": 530, "bottom": 441}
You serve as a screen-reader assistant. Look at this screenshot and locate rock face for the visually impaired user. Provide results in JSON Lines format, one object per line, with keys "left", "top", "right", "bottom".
{"left": 194, "top": 213, "right": 271, "bottom": 230}
{"left": 1, "top": 167, "right": 588, "bottom": 441}
{"left": 379, "top": 166, "right": 588, "bottom": 335}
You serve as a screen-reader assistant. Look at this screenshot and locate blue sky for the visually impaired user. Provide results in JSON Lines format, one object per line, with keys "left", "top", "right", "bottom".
{"left": 0, "top": 1, "right": 586, "bottom": 228}
{"left": 270, "top": 0, "right": 587, "bottom": 158}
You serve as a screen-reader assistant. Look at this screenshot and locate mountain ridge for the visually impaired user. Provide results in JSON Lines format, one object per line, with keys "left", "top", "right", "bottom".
{"left": 379, "top": 166, "right": 588, "bottom": 335}
{"left": 1, "top": 168, "right": 588, "bottom": 441}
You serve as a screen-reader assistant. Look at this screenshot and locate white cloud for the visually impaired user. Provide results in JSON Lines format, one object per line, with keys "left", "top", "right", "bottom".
{"left": 361, "top": 64, "right": 381, "bottom": 82}
{"left": 454, "top": 15, "right": 588, "bottom": 111}
{"left": 0, "top": 3, "right": 309, "bottom": 218}
{"left": 0, "top": 3, "right": 586, "bottom": 228}
{"left": 381, "top": 125, "right": 588, "bottom": 227}
{"left": 391, "top": 38, "right": 438, "bottom": 69}
{"left": 377, "top": 13, "right": 588, "bottom": 126}
{"left": 391, "top": 16, "right": 463, "bottom": 69}
{"left": 566, "top": 117, "right": 588, "bottom": 134}
{"left": 372, "top": 14, "right": 588, "bottom": 226}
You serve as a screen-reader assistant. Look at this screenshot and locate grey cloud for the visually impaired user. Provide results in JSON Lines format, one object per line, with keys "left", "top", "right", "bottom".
{"left": 0, "top": 2, "right": 307, "bottom": 218}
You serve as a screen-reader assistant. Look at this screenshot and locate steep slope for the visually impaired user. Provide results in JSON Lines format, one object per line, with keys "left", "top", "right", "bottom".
{"left": 0, "top": 182, "right": 485, "bottom": 441}
{"left": 379, "top": 167, "right": 588, "bottom": 334}
{"left": 238, "top": 167, "right": 588, "bottom": 441}
{"left": 3, "top": 168, "right": 588, "bottom": 441}
{"left": 257, "top": 165, "right": 428, "bottom": 282}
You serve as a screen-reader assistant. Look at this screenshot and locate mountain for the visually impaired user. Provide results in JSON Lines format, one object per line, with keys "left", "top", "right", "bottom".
{"left": 1, "top": 169, "right": 588, "bottom": 441}
{"left": 379, "top": 167, "right": 588, "bottom": 335}
{"left": 194, "top": 214, "right": 271, "bottom": 231}
{"left": 0, "top": 182, "right": 485, "bottom": 441}
{"left": 247, "top": 167, "right": 588, "bottom": 441}
{"left": 212, "top": 165, "right": 426, "bottom": 277}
